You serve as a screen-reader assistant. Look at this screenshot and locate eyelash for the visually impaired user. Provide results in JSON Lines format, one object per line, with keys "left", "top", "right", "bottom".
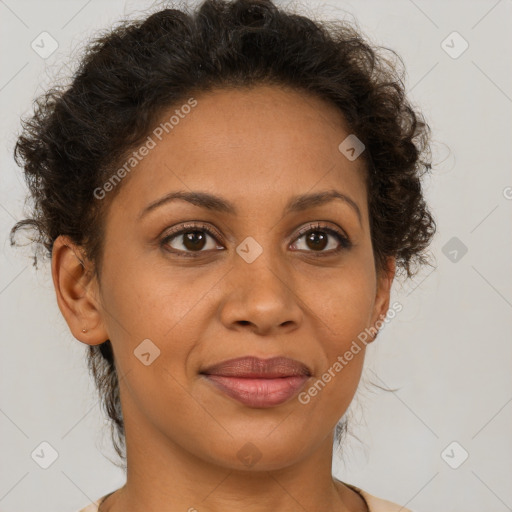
{"left": 159, "top": 221, "right": 352, "bottom": 258}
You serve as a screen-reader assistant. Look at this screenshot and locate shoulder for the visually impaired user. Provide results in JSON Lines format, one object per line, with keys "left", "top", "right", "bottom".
{"left": 343, "top": 482, "right": 420, "bottom": 512}
{"left": 75, "top": 502, "right": 100, "bottom": 512}
{"left": 78, "top": 485, "right": 424, "bottom": 512}
{"left": 74, "top": 493, "right": 111, "bottom": 512}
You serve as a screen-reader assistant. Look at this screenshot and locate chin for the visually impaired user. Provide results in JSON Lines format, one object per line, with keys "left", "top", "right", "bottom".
{"left": 198, "top": 433, "right": 314, "bottom": 472}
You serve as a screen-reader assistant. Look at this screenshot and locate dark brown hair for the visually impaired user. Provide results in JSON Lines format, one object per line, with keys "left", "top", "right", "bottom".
{"left": 11, "top": 0, "right": 436, "bottom": 467}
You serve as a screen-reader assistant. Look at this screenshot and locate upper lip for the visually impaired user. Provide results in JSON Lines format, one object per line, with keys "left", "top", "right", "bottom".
{"left": 200, "top": 356, "right": 312, "bottom": 378}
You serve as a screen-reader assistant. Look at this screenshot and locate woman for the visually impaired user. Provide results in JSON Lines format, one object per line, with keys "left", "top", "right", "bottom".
{"left": 11, "top": 0, "right": 436, "bottom": 510}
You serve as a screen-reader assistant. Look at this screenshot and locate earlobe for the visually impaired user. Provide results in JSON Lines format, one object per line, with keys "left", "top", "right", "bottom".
{"left": 51, "top": 235, "right": 108, "bottom": 345}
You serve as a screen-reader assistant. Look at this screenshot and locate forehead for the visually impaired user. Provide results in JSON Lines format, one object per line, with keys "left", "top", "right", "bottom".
{"left": 162, "top": 85, "right": 354, "bottom": 167}
{"left": 110, "top": 84, "right": 368, "bottom": 218}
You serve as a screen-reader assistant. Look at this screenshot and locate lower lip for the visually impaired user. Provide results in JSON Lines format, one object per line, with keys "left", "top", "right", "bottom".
{"left": 202, "top": 374, "right": 310, "bottom": 408}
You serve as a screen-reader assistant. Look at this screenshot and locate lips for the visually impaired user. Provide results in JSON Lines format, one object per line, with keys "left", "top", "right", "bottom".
{"left": 200, "top": 356, "right": 312, "bottom": 408}
{"left": 200, "top": 356, "right": 312, "bottom": 378}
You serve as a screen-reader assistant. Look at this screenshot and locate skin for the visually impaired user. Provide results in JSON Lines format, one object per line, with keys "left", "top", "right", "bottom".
{"left": 52, "top": 84, "right": 395, "bottom": 512}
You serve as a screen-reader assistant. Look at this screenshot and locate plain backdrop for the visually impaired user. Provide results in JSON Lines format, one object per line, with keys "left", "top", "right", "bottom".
{"left": 1, "top": 1, "right": 511, "bottom": 511}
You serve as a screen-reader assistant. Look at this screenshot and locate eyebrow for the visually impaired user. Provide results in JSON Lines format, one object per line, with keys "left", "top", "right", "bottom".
{"left": 138, "top": 189, "right": 362, "bottom": 225}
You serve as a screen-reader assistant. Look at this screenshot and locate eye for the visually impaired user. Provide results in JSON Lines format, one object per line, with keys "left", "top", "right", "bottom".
{"left": 290, "top": 222, "right": 352, "bottom": 254}
{"left": 160, "top": 222, "right": 224, "bottom": 257}
{"left": 160, "top": 221, "right": 352, "bottom": 258}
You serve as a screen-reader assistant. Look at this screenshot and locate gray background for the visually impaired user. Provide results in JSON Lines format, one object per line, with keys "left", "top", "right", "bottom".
{"left": 1, "top": 1, "right": 511, "bottom": 511}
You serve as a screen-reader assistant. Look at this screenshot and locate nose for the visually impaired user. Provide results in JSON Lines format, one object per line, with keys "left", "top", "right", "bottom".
{"left": 219, "top": 254, "right": 303, "bottom": 337}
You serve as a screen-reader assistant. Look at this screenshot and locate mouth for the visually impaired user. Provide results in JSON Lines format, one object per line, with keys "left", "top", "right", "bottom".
{"left": 200, "top": 356, "right": 312, "bottom": 408}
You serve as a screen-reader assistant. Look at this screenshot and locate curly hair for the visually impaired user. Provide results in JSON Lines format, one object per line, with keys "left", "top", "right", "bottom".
{"left": 10, "top": 0, "right": 436, "bottom": 467}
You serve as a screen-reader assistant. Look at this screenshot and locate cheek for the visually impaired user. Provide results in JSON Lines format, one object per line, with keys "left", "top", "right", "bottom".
{"left": 97, "top": 253, "right": 204, "bottom": 412}
{"left": 98, "top": 241, "right": 222, "bottom": 368}
{"left": 297, "top": 262, "right": 374, "bottom": 397}
{"left": 298, "top": 260, "right": 376, "bottom": 340}
{"left": 297, "top": 275, "right": 373, "bottom": 418}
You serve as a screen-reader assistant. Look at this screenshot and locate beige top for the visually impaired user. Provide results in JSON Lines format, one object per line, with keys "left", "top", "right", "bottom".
{"left": 76, "top": 483, "right": 416, "bottom": 512}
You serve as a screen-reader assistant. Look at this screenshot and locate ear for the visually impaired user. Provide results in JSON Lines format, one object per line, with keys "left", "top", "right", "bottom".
{"left": 367, "top": 255, "right": 396, "bottom": 343}
{"left": 51, "top": 235, "right": 109, "bottom": 346}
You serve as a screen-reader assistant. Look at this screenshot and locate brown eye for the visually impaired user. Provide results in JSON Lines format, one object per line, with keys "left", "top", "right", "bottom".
{"left": 160, "top": 223, "right": 224, "bottom": 256}
{"left": 291, "top": 223, "right": 352, "bottom": 254}
{"left": 303, "top": 230, "right": 329, "bottom": 251}
{"left": 181, "top": 231, "right": 207, "bottom": 251}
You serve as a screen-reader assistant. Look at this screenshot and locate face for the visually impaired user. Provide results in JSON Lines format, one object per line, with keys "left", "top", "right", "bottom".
{"left": 58, "top": 84, "right": 394, "bottom": 471}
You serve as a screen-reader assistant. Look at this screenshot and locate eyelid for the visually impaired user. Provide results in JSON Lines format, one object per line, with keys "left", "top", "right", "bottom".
{"left": 161, "top": 221, "right": 223, "bottom": 242}
{"left": 294, "top": 221, "right": 349, "bottom": 242}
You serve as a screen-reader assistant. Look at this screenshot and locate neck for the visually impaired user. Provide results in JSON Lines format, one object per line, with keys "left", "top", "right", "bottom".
{"left": 100, "top": 406, "right": 366, "bottom": 512}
